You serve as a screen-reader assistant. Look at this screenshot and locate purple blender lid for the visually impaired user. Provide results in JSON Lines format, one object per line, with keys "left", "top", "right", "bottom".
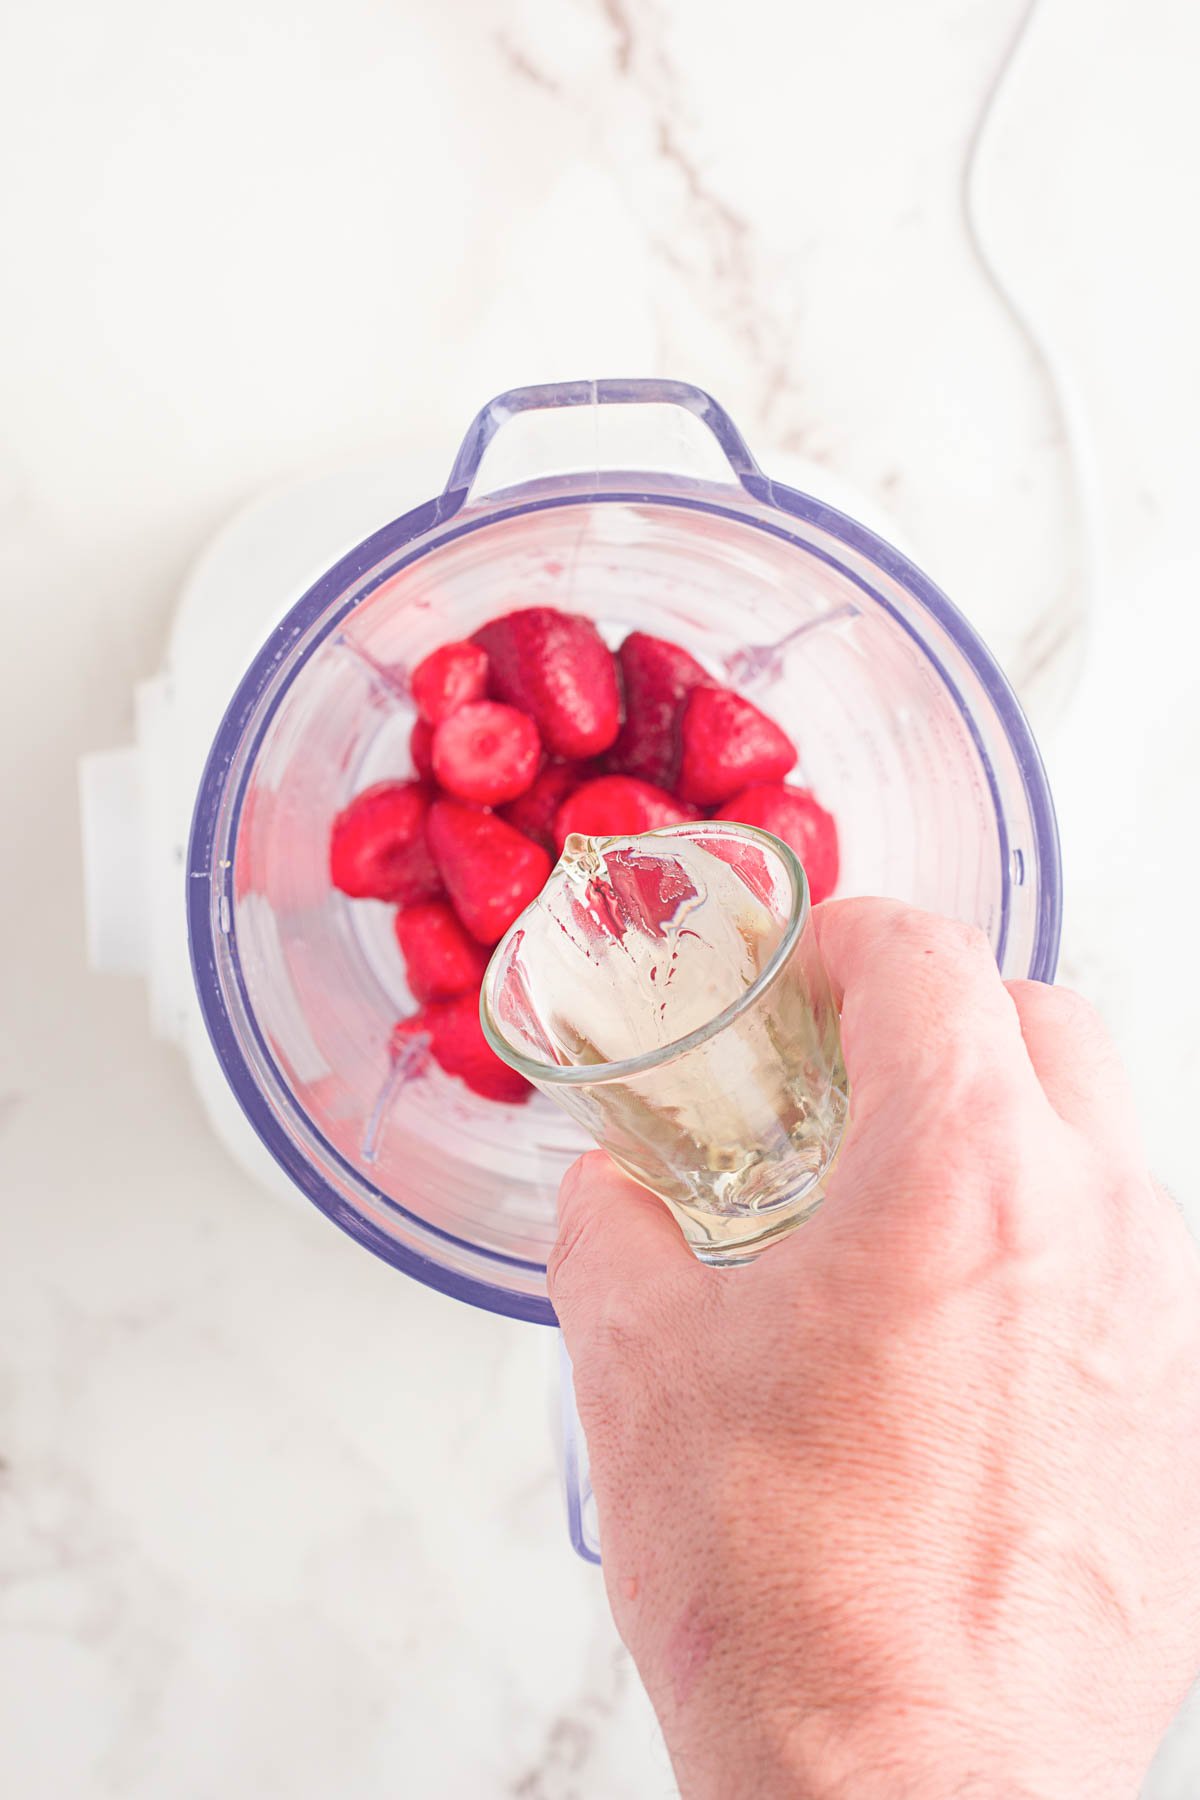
{"left": 187, "top": 379, "right": 1063, "bottom": 1325}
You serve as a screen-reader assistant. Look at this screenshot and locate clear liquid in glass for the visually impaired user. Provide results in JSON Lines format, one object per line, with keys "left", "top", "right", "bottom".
{"left": 485, "top": 826, "right": 848, "bottom": 1263}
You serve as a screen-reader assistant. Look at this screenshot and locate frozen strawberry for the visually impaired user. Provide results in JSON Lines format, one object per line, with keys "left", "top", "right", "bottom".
{"left": 606, "top": 631, "right": 708, "bottom": 787}
{"left": 427, "top": 800, "right": 552, "bottom": 944}
{"left": 428, "top": 994, "right": 531, "bottom": 1103}
{"left": 329, "top": 781, "right": 444, "bottom": 905}
{"left": 394, "top": 995, "right": 530, "bottom": 1103}
{"left": 553, "top": 775, "right": 698, "bottom": 852}
{"left": 498, "top": 760, "right": 588, "bottom": 854}
{"left": 431, "top": 700, "right": 541, "bottom": 806}
{"left": 472, "top": 607, "right": 621, "bottom": 758}
{"left": 677, "top": 686, "right": 797, "bottom": 806}
{"left": 692, "top": 829, "right": 778, "bottom": 908}
{"left": 716, "top": 783, "right": 840, "bottom": 904}
{"left": 410, "top": 718, "right": 435, "bottom": 779}
{"left": 394, "top": 900, "right": 491, "bottom": 1002}
{"left": 409, "top": 640, "right": 489, "bottom": 725}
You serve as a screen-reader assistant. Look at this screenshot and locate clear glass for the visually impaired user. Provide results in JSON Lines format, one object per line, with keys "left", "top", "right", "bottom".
{"left": 481, "top": 823, "right": 848, "bottom": 1264}
{"left": 190, "top": 381, "right": 1060, "bottom": 1324}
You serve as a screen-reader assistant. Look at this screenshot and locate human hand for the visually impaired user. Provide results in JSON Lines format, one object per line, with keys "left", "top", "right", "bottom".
{"left": 550, "top": 900, "right": 1200, "bottom": 1799}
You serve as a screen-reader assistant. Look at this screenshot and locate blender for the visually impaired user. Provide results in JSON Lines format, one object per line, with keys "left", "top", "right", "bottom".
{"left": 80, "top": 378, "right": 1062, "bottom": 1561}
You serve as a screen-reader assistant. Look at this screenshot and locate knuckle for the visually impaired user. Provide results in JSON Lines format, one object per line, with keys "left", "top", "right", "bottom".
{"left": 1012, "top": 979, "right": 1113, "bottom": 1047}
{"left": 1012, "top": 977, "right": 1100, "bottom": 1023}
{"left": 546, "top": 1206, "right": 603, "bottom": 1306}
{"left": 547, "top": 1152, "right": 612, "bottom": 1302}
{"left": 888, "top": 907, "right": 992, "bottom": 965}
{"left": 591, "top": 1285, "right": 657, "bottom": 1363}
{"left": 934, "top": 915, "right": 993, "bottom": 961}
{"left": 1043, "top": 983, "right": 1108, "bottom": 1036}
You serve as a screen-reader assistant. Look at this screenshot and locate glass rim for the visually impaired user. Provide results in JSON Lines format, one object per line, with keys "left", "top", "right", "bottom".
{"left": 479, "top": 820, "right": 811, "bottom": 1088}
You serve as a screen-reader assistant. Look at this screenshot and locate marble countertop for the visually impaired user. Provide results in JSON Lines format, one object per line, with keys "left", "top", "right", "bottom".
{"left": 3, "top": 0, "right": 1199, "bottom": 1793}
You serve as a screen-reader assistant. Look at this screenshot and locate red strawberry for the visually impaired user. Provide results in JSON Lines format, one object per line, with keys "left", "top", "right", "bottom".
{"left": 716, "top": 783, "right": 840, "bottom": 904}
{"left": 394, "top": 996, "right": 530, "bottom": 1104}
{"left": 427, "top": 800, "right": 552, "bottom": 944}
{"left": 677, "top": 686, "right": 797, "bottom": 806}
{"left": 498, "top": 760, "right": 588, "bottom": 854}
{"left": 394, "top": 900, "right": 491, "bottom": 1002}
{"left": 606, "top": 631, "right": 708, "bottom": 787}
{"left": 432, "top": 700, "right": 541, "bottom": 806}
{"left": 409, "top": 640, "right": 489, "bottom": 725}
{"left": 553, "top": 775, "right": 698, "bottom": 852}
{"left": 472, "top": 607, "right": 621, "bottom": 758}
{"left": 329, "top": 781, "right": 444, "bottom": 905}
{"left": 410, "top": 717, "right": 435, "bottom": 779}
{"left": 691, "top": 829, "right": 778, "bottom": 908}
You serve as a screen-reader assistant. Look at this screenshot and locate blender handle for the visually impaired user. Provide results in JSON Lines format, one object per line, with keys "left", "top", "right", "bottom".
{"left": 444, "top": 378, "right": 764, "bottom": 503}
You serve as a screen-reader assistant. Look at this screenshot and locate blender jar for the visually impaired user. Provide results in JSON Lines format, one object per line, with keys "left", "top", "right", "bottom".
{"left": 187, "top": 378, "right": 1062, "bottom": 1548}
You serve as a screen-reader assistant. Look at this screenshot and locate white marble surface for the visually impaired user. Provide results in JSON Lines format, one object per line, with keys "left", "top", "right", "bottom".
{"left": 3, "top": 0, "right": 1199, "bottom": 1793}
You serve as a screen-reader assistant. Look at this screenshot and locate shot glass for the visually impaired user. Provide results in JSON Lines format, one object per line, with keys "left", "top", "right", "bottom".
{"left": 481, "top": 822, "right": 848, "bottom": 1264}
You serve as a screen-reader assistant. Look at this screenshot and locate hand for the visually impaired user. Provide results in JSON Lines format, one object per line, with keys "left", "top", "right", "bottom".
{"left": 550, "top": 899, "right": 1200, "bottom": 1800}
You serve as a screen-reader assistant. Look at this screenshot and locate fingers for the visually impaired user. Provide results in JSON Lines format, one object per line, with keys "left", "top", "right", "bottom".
{"left": 812, "top": 898, "right": 1037, "bottom": 1103}
{"left": 1005, "top": 980, "right": 1141, "bottom": 1153}
{"left": 548, "top": 1151, "right": 701, "bottom": 1347}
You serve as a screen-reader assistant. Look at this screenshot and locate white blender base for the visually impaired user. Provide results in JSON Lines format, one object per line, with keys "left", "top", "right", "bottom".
{"left": 79, "top": 451, "right": 917, "bottom": 1208}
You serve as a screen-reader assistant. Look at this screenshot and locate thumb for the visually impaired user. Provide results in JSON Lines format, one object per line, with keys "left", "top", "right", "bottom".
{"left": 548, "top": 1151, "right": 700, "bottom": 1343}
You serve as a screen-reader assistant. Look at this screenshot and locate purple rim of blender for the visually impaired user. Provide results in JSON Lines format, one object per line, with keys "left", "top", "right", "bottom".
{"left": 188, "top": 380, "right": 1063, "bottom": 1327}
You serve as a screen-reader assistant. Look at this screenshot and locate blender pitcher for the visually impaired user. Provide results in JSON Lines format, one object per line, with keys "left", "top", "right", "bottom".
{"left": 185, "top": 378, "right": 1062, "bottom": 1562}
